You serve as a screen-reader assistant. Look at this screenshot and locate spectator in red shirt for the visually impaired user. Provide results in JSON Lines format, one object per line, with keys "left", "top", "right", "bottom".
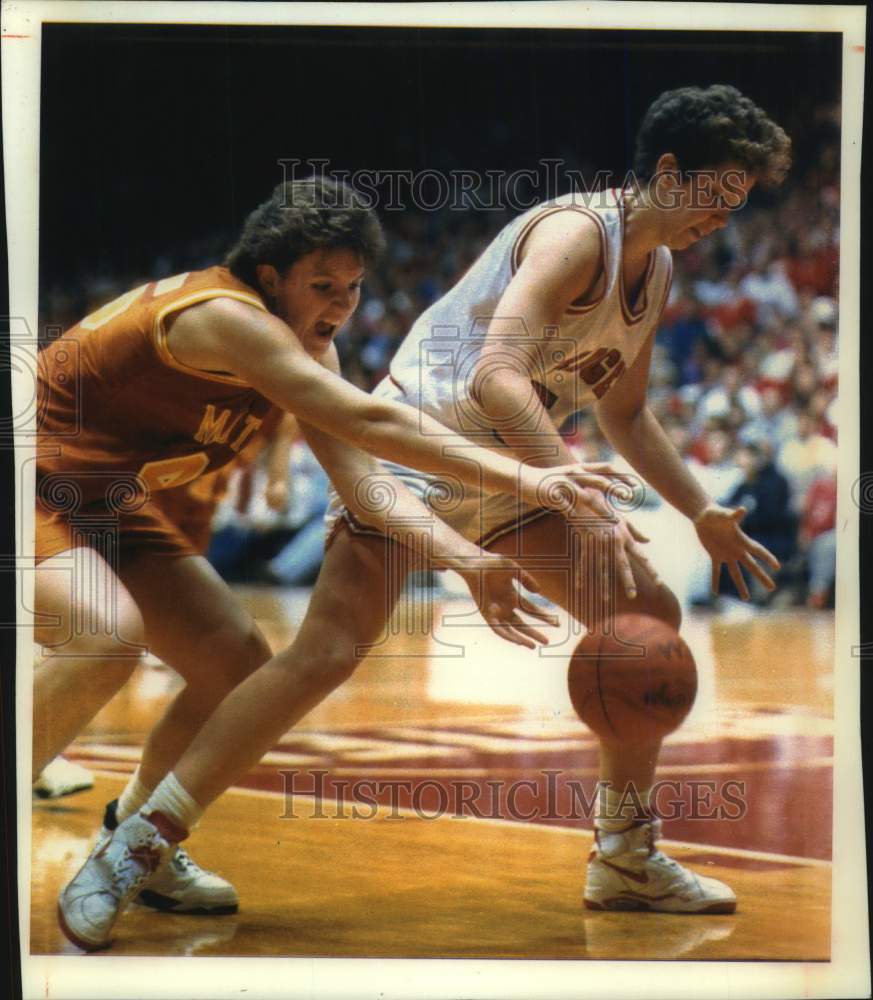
{"left": 799, "top": 473, "right": 837, "bottom": 608}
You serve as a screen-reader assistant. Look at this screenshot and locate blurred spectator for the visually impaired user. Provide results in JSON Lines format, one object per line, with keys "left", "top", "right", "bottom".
{"left": 723, "top": 442, "right": 796, "bottom": 602}
{"left": 757, "top": 322, "right": 804, "bottom": 384}
{"left": 265, "top": 443, "right": 332, "bottom": 586}
{"left": 798, "top": 473, "right": 837, "bottom": 608}
{"left": 687, "top": 424, "right": 745, "bottom": 504}
{"left": 790, "top": 361, "right": 822, "bottom": 411}
{"left": 738, "top": 260, "right": 798, "bottom": 326}
{"left": 693, "top": 364, "right": 762, "bottom": 431}
{"left": 207, "top": 438, "right": 328, "bottom": 584}
{"left": 776, "top": 409, "right": 838, "bottom": 514}
{"left": 657, "top": 286, "right": 716, "bottom": 386}
{"left": 739, "top": 385, "right": 799, "bottom": 453}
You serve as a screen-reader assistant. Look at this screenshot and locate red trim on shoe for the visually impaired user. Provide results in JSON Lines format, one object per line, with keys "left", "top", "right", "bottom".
{"left": 57, "top": 902, "right": 110, "bottom": 953}
{"left": 145, "top": 810, "right": 189, "bottom": 843}
{"left": 598, "top": 858, "right": 650, "bottom": 884}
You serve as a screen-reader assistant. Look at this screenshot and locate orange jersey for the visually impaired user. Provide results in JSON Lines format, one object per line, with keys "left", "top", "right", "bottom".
{"left": 149, "top": 468, "right": 232, "bottom": 555}
{"left": 150, "top": 405, "right": 286, "bottom": 553}
{"left": 37, "top": 266, "right": 274, "bottom": 508}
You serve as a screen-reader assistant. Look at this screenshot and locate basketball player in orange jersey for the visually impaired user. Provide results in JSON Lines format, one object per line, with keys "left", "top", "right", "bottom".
{"left": 59, "top": 85, "right": 790, "bottom": 945}
{"left": 35, "top": 410, "right": 296, "bottom": 907}
{"left": 151, "top": 407, "right": 297, "bottom": 556}
{"left": 34, "top": 399, "right": 294, "bottom": 772}
{"left": 34, "top": 410, "right": 294, "bottom": 906}
{"left": 39, "top": 177, "right": 644, "bottom": 946}
{"left": 33, "top": 407, "right": 297, "bottom": 798}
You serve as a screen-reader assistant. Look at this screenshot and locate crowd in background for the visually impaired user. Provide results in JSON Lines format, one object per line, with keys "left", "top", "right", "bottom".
{"left": 40, "top": 102, "right": 841, "bottom": 609}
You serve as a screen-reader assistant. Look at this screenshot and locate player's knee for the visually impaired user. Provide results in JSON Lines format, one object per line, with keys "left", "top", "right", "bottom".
{"left": 87, "top": 654, "right": 142, "bottom": 695}
{"left": 208, "top": 624, "right": 273, "bottom": 691}
{"left": 50, "top": 599, "right": 147, "bottom": 661}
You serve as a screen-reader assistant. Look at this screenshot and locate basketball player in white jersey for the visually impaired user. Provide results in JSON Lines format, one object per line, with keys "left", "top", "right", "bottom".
{"left": 59, "top": 85, "right": 791, "bottom": 944}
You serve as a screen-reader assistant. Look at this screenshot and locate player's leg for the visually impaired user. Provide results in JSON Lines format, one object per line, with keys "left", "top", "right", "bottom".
{"left": 58, "top": 528, "right": 408, "bottom": 949}
{"left": 116, "top": 553, "right": 274, "bottom": 794}
{"left": 75, "top": 552, "right": 275, "bottom": 916}
{"left": 33, "top": 548, "right": 146, "bottom": 776}
{"left": 487, "top": 512, "right": 735, "bottom": 913}
{"left": 171, "top": 528, "right": 406, "bottom": 806}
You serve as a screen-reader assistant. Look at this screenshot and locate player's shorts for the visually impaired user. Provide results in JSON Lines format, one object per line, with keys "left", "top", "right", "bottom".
{"left": 34, "top": 496, "right": 202, "bottom": 565}
{"left": 323, "top": 461, "right": 553, "bottom": 553}
{"left": 149, "top": 480, "right": 224, "bottom": 556}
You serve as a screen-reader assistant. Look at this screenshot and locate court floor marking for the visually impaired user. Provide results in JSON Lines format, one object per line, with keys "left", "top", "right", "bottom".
{"left": 81, "top": 770, "right": 827, "bottom": 870}
{"left": 322, "top": 757, "right": 834, "bottom": 777}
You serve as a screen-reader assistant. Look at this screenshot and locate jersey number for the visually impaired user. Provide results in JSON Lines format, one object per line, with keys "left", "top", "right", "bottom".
{"left": 79, "top": 274, "right": 189, "bottom": 331}
{"left": 138, "top": 453, "right": 210, "bottom": 492}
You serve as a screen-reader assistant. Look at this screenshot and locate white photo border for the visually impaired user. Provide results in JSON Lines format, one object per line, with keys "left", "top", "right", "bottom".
{"left": 3, "top": 2, "right": 867, "bottom": 998}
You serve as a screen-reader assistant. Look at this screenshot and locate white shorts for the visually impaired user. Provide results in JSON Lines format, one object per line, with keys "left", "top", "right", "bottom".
{"left": 323, "top": 461, "right": 552, "bottom": 551}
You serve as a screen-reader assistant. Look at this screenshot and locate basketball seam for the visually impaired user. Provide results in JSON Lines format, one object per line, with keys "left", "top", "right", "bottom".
{"left": 594, "top": 632, "right": 619, "bottom": 740}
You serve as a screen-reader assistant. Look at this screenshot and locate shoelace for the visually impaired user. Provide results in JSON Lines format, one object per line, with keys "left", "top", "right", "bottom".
{"left": 172, "top": 847, "right": 213, "bottom": 876}
{"left": 644, "top": 823, "right": 682, "bottom": 871}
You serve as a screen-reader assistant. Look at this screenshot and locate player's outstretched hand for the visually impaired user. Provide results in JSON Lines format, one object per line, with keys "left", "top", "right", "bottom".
{"left": 694, "top": 503, "right": 781, "bottom": 601}
{"left": 528, "top": 464, "right": 655, "bottom": 602}
{"left": 449, "top": 554, "right": 559, "bottom": 650}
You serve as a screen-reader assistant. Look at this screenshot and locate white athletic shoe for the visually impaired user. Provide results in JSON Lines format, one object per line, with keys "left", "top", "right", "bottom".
{"left": 584, "top": 818, "right": 737, "bottom": 914}
{"left": 33, "top": 757, "right": 94, "bottom": 799}
{"left": 58, "top": 813, "right": 173, "bottom": 951}
{"left": 100, "top": 799, "right": 239, "bottom": 915}
{"left": 136, "top": 846, "right": 239, "bottom": 915}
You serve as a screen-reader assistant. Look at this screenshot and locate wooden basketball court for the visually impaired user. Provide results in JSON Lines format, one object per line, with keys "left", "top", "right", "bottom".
{"left": 30, "top": 587, "right": 833, "bottom": 961}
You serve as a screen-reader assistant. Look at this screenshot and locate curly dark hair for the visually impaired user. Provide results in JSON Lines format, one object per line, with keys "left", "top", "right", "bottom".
{"left": 633, "top": 84, "right": 791, "bottom": 187}
{"left": 225, "top": 177, "right": 386, "bottom": 288}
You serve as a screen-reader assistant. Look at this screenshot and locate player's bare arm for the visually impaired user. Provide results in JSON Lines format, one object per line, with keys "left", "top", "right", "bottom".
{"left": 313, "top": 340, "right": 557, "bottom": 648}
{"left": 594, "top": 327, "right": 781, "bottom": 599}
{"left": 473, "top": 210, "right": 657, "bottom": 598}
{"left": 165, "top": 296, "right": 619, "bottom": 521}
{"left": 296, "top": 345, "right": 557, "bottom": 649}
{"left": 263, "top": 412, "right": 297, "bottom": 513}
{"left": 475, "top": 210, "right": 604, "bottom": 467}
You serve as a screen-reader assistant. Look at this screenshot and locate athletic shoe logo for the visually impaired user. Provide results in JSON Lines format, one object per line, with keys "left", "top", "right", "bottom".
{"left": 599, "top": 857, "right": 649, "bottom": 885}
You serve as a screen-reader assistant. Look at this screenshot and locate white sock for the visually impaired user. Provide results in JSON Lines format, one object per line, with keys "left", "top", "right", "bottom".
{"left": 143, "top": 772, "right": 204, "bottom": 835}
{"left": 116, "top": 768, "right": 152, "bottom": 823}
{"left": 595, "top": 782, "right": 652, "bottom": 833}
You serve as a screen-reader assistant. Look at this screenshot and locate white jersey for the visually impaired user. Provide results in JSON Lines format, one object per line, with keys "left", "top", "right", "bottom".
{"left": 374, "top": 188, "right": 673, "bottom": 439}
{"left": 326, "top": 189, "right": 673, "bottom": 546}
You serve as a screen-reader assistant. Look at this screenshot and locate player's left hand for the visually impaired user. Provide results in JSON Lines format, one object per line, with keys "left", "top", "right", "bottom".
{"left": 693, "top": 503, "right": 781, "bottom": 601}
{"left": 449, "top": 554, "right": 560, "bottom": 649}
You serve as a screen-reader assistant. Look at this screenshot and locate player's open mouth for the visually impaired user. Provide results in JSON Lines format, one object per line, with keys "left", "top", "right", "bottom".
{"left": 314, "top": 321, "right": 336, "bottom": 339}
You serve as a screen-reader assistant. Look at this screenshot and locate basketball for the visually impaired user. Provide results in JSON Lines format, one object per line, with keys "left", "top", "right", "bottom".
{"left": 568, "top": 614, "right": 697, "bottom": 744}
